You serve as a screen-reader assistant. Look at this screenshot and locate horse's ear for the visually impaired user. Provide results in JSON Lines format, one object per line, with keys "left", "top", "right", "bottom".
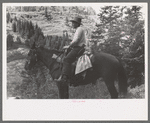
{"left": 31, "top": 42, "right": 36, "bottom": 49}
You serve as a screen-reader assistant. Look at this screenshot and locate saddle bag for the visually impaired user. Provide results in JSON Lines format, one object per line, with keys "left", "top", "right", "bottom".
{"left": 75, "top": 54, "right": 92, "bottom": 75}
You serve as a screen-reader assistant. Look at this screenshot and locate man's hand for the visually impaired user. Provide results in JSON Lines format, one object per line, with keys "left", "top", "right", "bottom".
{"left": 63, "top": 45, "right": 70, "bottom": 49}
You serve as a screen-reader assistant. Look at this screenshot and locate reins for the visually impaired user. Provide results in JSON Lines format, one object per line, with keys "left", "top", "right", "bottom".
{"left": 51, "top": 51, "right": 64, "bottom": 66}
{"left": 30, "top": 48, "right": 64, "bottom": 76}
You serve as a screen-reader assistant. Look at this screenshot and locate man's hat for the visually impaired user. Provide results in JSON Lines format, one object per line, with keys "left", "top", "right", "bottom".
{"left": 70, "top": 16, "right": 83, "bottom": 25}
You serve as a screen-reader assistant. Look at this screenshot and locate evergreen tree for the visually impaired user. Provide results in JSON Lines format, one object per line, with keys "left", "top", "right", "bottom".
{"left": 93, "top": 5, "right": 144, "bottom": 87}
{"left": 29, "top": 28, "right": 34, "bottom": 39}
{"left": 45, "top": 7, "right": 48, "bottom": 17}
{"left": 16, "top": 20, "right": 19, "bottom": 32}
{"left": 14, "top": 16, "right": 17, "bottom": 21}
{"left": 65, "top": 17, "right": 69, "bottom": 26}
{"left": 35, "top": 23, "right": 38, "bottom": 30}
{"left": 6, "top": 12, "right": 10, "bottom": 23}
{"left": 51, "top": 6, "right": 56, "bottom": 11}
{"left": 25, "top": 39, "right": 30, "bottom": 46}
{"left": 94, "top": 6, "right": 124, "bottom": 57}
{"left": 12, "top": 21, "right": 17, "bottom": 32}
{"left": 7, "top": 34, "right": 14, "bottom": 48}
{"left": 38, "top": 34, "right": 44, "bottom": 47}
{"left": 29, "top": 21, "right": 34, "bottom": 38}
{"left": 123, "top": 6, "right": 144, "bottom": 87}
{"left": 18, "top": 19, "right": 22, "bottom": 33}
{"left": 22, "top": 20, "right": 25, "bottom": 32}
{"left": 30, "top": 26, "right": 44, "bottom": 47}
{"left": 20, "top": 20, "right": 25, "bottom": 38}
{"left": 29, "top": 36, "right": 35, "bottom": 48}
{"left": 29, "top": 21, "right": 34, "bottom": 31}
{"left": 24, "top": 21, "right": 30, "bottom": 39}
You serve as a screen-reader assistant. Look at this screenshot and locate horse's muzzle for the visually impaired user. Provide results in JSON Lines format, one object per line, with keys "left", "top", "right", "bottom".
{"left": 24, "top": 61, "right": 30, "bottom": 71}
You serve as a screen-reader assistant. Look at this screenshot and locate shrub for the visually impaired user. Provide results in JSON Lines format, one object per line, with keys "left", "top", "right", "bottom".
{"left": 16, "top": 36, "right": 21, "bottom": 44}
{"left": 25, "top": 39, "right": 30, "bottom": 47}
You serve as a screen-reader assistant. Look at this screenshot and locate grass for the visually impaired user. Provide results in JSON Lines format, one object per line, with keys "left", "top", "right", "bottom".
{"left": 7, "top": 42, "right": 29, "bottom": 63}
{"left": 16, "top": 70, "right": 59, "bottom": 99}
{"left": 7, "top": 51, "right": 27, "bottom": 63}
{"left": 128, "top": 84, "right": 145, "bottom": 98}
{"left": 69, "top": 81, "right": 110, "bottom": 99}
{"left": 7, "top": 57, "right": 145, "bottom": 99}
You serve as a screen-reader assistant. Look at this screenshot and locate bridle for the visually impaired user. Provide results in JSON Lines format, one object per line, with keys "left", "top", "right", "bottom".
{"left": 50, "top": 51, "right": 64, "bottom": 66}
{"left": 26, "top": 48, "right": 38, "bottom": 65}
{"left": 27, "top": 48, "right": 64, "bottom": 75}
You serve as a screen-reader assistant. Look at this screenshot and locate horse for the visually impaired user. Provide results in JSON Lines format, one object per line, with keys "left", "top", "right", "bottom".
{"left": 24, "top": 42, "right": 128, "bottom": 99}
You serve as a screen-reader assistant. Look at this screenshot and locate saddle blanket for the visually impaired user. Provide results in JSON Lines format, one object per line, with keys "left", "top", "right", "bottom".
{"left": 75, "top": 54, "right": 92, "bottom": 75}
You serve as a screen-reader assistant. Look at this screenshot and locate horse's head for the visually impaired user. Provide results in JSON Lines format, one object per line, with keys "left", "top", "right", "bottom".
{"left": 24, "top": 42, "right": 39, "bottom": 71}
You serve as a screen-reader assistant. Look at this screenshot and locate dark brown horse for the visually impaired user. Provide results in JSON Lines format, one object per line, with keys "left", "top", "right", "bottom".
{"left": 24, "top": 43, "right": 128, "bottom": 99}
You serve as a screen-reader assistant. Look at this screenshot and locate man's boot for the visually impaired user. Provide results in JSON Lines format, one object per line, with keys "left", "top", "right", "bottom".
{"left": 55, "top": 61, "right": 70, "bottom": 85}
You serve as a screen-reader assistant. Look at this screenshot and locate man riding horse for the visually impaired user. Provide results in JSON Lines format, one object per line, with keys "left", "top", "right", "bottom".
{"left": 24, "top": 16, "right": 127, "bottom": 98}
{"left": 55, "top": 16, "right": 87, "bottom": 84}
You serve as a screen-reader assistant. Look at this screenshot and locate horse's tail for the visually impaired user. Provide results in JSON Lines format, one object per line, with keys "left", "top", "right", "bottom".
{"left": 118, "top": 60, "right": 128, "bottom": 95}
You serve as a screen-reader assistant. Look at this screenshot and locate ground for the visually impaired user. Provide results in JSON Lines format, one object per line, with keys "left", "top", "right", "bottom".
{"left": 6, "top": 11, "right": 145, "bottom": 99}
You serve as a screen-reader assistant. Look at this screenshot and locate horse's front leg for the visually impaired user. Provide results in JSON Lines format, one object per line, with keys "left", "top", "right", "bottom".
{"left": 56, "top": 81, "right": 69, "bottom": 99}
{"left": 36, "top": 80, "right": 42, "bottom": 99}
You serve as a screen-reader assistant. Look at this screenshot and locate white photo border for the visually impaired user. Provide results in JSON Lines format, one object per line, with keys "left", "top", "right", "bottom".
{"left": 2, "top": 2, "right": 148, "bottom": 121}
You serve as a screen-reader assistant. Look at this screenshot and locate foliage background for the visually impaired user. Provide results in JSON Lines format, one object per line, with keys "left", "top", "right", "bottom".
{"left": 6, "top": 5, "right": 145, "bottom": 99}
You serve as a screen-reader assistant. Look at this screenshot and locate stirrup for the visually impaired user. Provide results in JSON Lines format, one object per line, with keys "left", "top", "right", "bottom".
{"left": 54, "top": 75, "right": 68, "bottom": 82}
{"left": 54, "top": 75, "right": 62, "bottom": 81}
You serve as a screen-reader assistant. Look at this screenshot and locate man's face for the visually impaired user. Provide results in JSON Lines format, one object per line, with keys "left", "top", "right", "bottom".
{"left": 72, "top": 21, "right": 79, "bottom": 29}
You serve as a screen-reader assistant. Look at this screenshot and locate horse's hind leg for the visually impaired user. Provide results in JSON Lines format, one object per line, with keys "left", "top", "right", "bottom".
{"left": 103, "top": 76, "right": 118, "bottom": 99}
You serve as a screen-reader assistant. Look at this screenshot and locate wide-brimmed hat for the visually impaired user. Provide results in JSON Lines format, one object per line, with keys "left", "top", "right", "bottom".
{"left": 70, "top": 16, "right": 83, "bottom": 25}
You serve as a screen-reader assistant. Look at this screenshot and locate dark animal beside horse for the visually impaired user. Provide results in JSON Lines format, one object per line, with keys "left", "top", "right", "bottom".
{"left": 24, "top": 43, "right": 128, "bottom": 99}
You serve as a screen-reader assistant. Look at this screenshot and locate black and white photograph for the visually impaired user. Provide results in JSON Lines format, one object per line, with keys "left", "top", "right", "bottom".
{"left": 2, "top": 2, "right": 148, "bottom": 121}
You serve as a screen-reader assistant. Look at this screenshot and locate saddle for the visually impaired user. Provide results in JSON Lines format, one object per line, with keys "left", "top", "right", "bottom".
{"left": 52, "top": 46, "right": 93, "bottom": 75}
